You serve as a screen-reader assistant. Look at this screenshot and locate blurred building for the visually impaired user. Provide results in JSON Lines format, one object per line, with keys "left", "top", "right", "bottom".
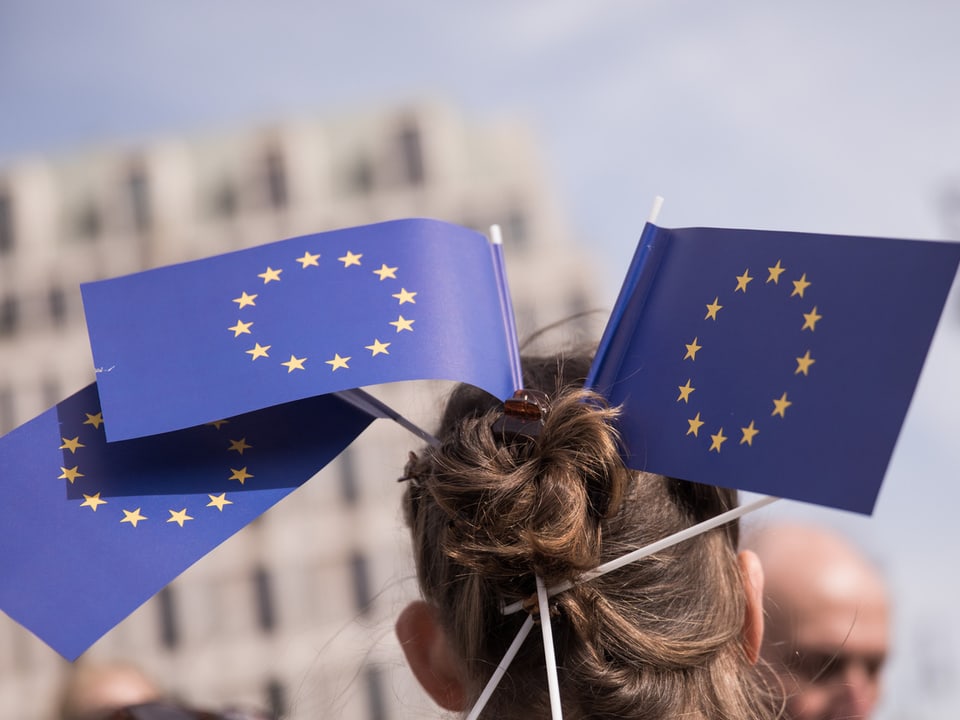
{"left": 0, "top": 102, "right": 602, "bottom": 719}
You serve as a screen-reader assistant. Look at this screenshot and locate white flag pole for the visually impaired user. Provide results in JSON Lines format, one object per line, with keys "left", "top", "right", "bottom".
{"left": 335, "top": 389, "right": 440, "bottom": 448}
{"left": 464, "top": 615, "right": 535, "bottom": 720}
{"left": 537, "top": 574, "right": 564, "bottom": 720}
{"left": 648, "top": 194, "right": 665, "bottom": 224}
{"left": 489, "top": 223, "right": 523, "bottom": 393}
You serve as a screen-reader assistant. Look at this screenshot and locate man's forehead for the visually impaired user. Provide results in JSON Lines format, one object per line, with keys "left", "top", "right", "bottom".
{"left": 790, "top": 593, "right": 890, "bottom": 654}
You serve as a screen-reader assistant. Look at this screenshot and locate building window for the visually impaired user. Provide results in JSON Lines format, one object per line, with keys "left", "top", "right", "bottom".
{"left": 264, "top": 678, "right": 286, "bottom": 719}
{"left": 939, "top": 180, "right": 960, "bottom": 240}
{"left": 338, "top": 448, "right": 359, "bottom": 505}
{"left": 212, "top": 180, "right": 238, "bottom": 218}
{"left": 0, "top": 386, "right": 13, "bottom": 434}
{"left": 42, "top": 377, "right": 61, "bottom": 408}
{"left": 350, "top": 551, "right": 372, "bottom": 616}
{"left": 253, "top": 565, "right": 276, "bottom": 632}
{"left": 48, "top": 286, "right": 67, "bottom": 326}
{"left": 363, "top": 666, "right": 387, "bottom": 720}
{"left": 568, "top": 289, "right": 591, "bottom": 321}
{"left": 347, "top": 155, "right": 375, "bottom": 195}
{"left": 157, "top": 586, "right": 179, "bottom": 649}
{"left": 0, "top": 295, "right": 19, "bottom": 337}
{"left": 263, "top": 148, "right": 288, "bottom": 209}
{"left": 76, "top": 202, "right": 102, "bottom": 241}
{"left": 127, "top": 165, "right": 151, "bottom": 233}
{"left": 503, "top": 208, "right": 528, "bottom": 251}
{"left": 395, "top": 121, "right": 424, "bottom": 187}
{"left": 0, "top": 190, "right": 12, "bottom": 254}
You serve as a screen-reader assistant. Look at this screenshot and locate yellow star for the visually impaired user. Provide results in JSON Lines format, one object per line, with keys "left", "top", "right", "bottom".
{"left": 677, "top": 379, "right": 695, "bottom": 403}
{"left": 246, "top": 342, "right": 271, "bottom": 360}
{"left": 392, "top": 288, "right": 417, "bottom": 304}
{"left": 258, "top": 266, "right": 283, "bottom": 283}
{"left": 365, "top": 339, "right": 391, "bottom": 356}
{"left": 338, "top": 250, "right": 362, "bottom": 267}
{"left": 704, "top": 297, "right": 723, "bottom": 321}
{"left": 686, "top": 412, "right": 705, "bottom": 437}
{"left": 791, "top": 273, "right": 811, "bottom": 298}
{"left": 58, "top": 466, "right": 84, "bottom": 484}
{"left": 683, "top": 337, "right": 702, "bottom": 361}
{"left": 281, "top": 354, "right": 307, "bottom": 372}
{"left": 83, "top": 412, "right": 104, "bottom": 429}
{"left": 740, "top": 420, "right": 759, "bottom": 446}
{"left": 167, "top": 508, "right": 194, "bottom": 527}
{"left": 373, "top": 264, "right": 398, "bottom": 280}
{"left": 735, "top": 269, "right": 753, "bottom": 292}
{"left": 795, "top": 350, "right": 816, "bottom": 376}
{"left": 233, "top": 291, "right": 258, "bottom": 308}
{"left": 228, "top": 319, "right": 253, "bottom": 337}
{"left": 326, "top": 353, "right": 351, "bottom": 371}
{"left": 80, "top": 492, "right": 107, "bottom": 511}
{"left": 206, "top": 419, "right": 229, "bottom": 430}
{"left": 60, "top": 436, "right": 85, "bottom": 453}
{"left": 802, "top": 306, "right": 822, "bottom": 332}
{"left": 767, "top": 259, "right": 786, "bottom": 284}
{"left": 229, "top": 467, "right": 253, "bottom": 484}
{"left": 772, "top": 392, "right": 792, "bottom": 418}
{"left": 121, "top": 508, "right": 147, "bottom": 527}
{"left": 709, "top": 428, "right": 728, "bottom": 453}
{"left": 296, "top": 251, "right": 320, "bottom": 268}
{"left": 390, "top": 315, "right": 415, "bottom": 333}
{"left": 207, "top": 493, "right": 233, "bottom": 511}
{"left": 228, "top": 438, "right": 252, "bottom": 454}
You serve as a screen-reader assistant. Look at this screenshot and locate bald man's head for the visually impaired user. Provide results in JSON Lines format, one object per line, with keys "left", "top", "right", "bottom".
{"left": 58, "top": 661, "right": 161, "bottom": 720}
{"left": 746, "top": 524, "right": 889, "bottom": 720}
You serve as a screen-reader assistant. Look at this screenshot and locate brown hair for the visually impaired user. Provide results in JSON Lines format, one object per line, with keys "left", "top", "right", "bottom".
{"left": 403, "top": 354, "right": 781, "bottom": 719}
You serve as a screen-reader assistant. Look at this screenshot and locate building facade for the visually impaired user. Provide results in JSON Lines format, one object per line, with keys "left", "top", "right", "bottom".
{"left": 0, "top": 102, "right": 602, "bottom": 719}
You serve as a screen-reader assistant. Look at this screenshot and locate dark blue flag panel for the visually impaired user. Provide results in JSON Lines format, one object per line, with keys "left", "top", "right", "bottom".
{"left": 82, "top": 218, "right": 519, "bottom": 442}
{"left": 588, "top": 224, "right": 960, "bottom": 514}
{"left": 0, "top": 384, "right": 379, "bottom": 660}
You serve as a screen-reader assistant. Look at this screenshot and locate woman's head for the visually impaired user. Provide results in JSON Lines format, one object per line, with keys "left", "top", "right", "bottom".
{"left": 397, "top": 353, "right": 775, "bottom": 719}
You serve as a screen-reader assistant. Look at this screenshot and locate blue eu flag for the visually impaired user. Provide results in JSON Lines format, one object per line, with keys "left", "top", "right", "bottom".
{"left": 0, "top": 384, "right": 380, "bottom": 660}
{"left": 82, "top": 218, "right": 520, "bottom": 442}
{"left": 588, "top": 224, "right": 960, "bottom": 514}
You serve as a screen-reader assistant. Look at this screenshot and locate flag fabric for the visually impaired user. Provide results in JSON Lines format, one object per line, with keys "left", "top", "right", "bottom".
{"left": 0, "top": 384, "right": 380, "bottom": 660}
{"left": 587, "top": 224, "right": 960, "bottom": 514}
{"left": 82, "top": 218, "right": 520, "bottom": 442}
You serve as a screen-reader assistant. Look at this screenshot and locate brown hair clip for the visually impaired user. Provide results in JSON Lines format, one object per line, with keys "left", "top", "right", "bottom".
{"left": 491, "top": 389, "right": 551, "bottom": 443}
{"left": 398, "top": 451, "right": 422, "bottom": 485}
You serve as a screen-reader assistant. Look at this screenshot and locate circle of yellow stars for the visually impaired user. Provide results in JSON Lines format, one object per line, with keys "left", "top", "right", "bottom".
{"left": 677, "top": 259, "right": 821, "bottom": 454}
{"left": 228, "top": 247, "right": 418, "bottom": 375}
{"left": 58, "top": 411, "right": 248, "bottom": 528}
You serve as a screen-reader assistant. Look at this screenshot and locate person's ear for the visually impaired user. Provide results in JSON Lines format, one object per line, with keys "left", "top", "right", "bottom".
{"left": 738, "top": 549, "right": 765, "bottom": 664}
{"left": 395, "top": 601, "right": 466, "bottom": 711}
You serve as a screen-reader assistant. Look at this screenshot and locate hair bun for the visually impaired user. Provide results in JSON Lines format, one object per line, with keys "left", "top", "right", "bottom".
{"left": 419, "top": 387, "right": 628, "bottom": 588}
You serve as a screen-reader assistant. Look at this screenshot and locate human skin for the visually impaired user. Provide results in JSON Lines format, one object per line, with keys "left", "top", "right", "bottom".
{"left": 59, "top": 662, "right": 162, "bottom": 720}
{"left": 747, "top": 524, "right": 889, "bottom": 720}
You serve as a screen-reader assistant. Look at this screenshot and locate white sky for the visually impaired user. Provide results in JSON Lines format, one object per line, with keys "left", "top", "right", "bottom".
{"left": 2, "top": 2, "right": 959, "bottom": 715}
